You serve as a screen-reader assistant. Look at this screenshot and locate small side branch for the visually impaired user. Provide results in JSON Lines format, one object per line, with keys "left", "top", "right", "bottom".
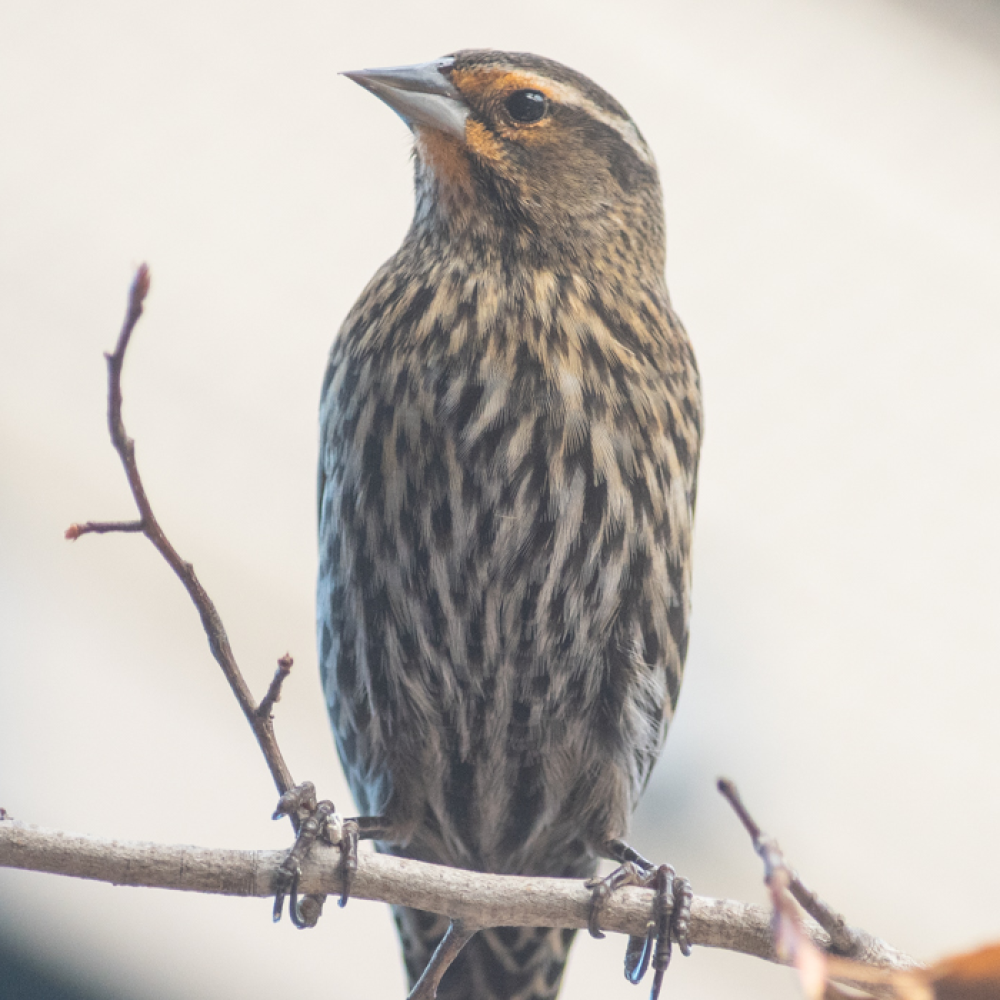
{"left": 718, "top": 779, "right": 861, "bottom": 955}
{"left": 407, "top": 920, "right": 478, "bottom": 1000}
{"left": 717, "top": 779, "right": 916, "bottom": 997}
{"left": 257, "top": 655, "right": 294, "bottom": 721}
{"left": 66, "top": 520, "right": 144, "bottom": 539}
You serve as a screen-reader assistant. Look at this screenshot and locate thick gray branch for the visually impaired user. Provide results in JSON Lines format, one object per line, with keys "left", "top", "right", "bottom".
{"left": 0, "top": 818, "right": 916, "bottom": 981}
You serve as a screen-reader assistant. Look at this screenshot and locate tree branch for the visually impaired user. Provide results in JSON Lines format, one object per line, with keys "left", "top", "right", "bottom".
{"left": 65, "top": 265, "right": 297, "bottom": 804}
{"left": 0, "top": 818, "right": 916, "bottom": 982}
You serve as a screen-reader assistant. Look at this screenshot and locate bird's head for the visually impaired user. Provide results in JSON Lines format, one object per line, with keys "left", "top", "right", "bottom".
{"left": 344, "top": 50, "right": 665, "bottom": 275}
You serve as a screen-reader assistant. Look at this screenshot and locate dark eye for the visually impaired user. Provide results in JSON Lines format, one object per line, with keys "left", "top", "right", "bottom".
{"left": 504, "top": 89, "right": 548, "bottom": 124}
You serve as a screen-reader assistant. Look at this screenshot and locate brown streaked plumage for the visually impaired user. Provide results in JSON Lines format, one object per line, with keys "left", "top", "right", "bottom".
{"left": 318, "top": 50, "right": 701, "bottom": 1000}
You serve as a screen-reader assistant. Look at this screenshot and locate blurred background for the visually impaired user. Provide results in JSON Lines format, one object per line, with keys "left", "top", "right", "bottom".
{"left": 2, "top": 1, "right": 999, "bottom": 998}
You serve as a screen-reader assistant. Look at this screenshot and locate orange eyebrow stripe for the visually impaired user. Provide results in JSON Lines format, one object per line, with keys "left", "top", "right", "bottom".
{"left": 450, "top": 68, "right": 551, "bottom": 101}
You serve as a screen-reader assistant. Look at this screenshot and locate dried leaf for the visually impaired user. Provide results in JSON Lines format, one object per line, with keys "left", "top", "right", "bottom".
{"left": 823, "top": 942, "right": 1000, "bottom": 1000}
{"left": 926, "top": 942, "right": 1000, "bottom": 1000}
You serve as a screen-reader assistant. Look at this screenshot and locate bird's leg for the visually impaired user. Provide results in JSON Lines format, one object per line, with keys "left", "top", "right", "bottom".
{"left": 586, "top": 839, "right": 692, "bottom": 999}
{"left": 271, "top": 781, "right": 392, "bottom": 924}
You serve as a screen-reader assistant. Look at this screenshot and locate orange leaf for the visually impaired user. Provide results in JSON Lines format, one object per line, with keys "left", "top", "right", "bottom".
{"left": 926, "top": 942, "right": 1000, "bottom": 1000}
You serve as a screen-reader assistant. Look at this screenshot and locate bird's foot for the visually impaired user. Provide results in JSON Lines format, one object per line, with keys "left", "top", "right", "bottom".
{"left": 272, "top": 784, "right": 392, "bottom": 925}
{"left": 271, "top": 781, "right": 340, "bottom": 927}
{"left": 586, "top": 843, "right": 692, "bottom": 1000}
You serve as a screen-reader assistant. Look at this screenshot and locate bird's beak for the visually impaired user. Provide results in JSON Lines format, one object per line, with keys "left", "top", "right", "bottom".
{"left": 342, "top": 58, "right": 468, "bottom": 141}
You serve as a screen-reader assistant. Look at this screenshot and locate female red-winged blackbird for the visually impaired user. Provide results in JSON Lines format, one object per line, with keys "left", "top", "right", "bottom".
{"left": 317, "top": 50, "right": 701, "bottom": 1000}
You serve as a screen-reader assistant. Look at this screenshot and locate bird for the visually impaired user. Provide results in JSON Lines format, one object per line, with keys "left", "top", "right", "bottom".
{"left": 316, "top": 49, "right": 702, "bottom": 1000}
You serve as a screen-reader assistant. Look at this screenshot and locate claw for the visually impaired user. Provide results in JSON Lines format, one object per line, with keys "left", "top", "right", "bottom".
{"left": 648, "top": 866, "right": 694, "bottom": 1000}
{"left": 649, "top": 866, "right": 674, "bottom": 1000}
{"left": 588, "top": 848, "right": 693, "bottom": 998}
{"left": 585, "top": 877, "right": 609, "bottom": 939}
{"left": 672, "top": 875, "right": 693, "bottom": 957}
{"left": 271, "top": 782, "right": 337, "bottom": 927}
{"left": 273, "top": 781, "right": 392, "bottom": 927}
{"left": 624, "top": 927, "right": 654, "bottom": 984}
{"left": 288, "top": 869, "right": 326, "bottom": 929}
{"left": 586, "top": 861, "right": 646, "bottom": 941}
{"left": 271, "top": 791, "right": 390, "bottom": 926}
{"left": 272, "top": 869, "right": 291, "bottom": 923}
{"left": 338, "top": 817, "right": 359, "bottom": 907}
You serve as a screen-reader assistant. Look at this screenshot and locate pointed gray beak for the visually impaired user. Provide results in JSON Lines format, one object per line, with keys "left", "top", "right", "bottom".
{"left": 343, "top": 58, "right": 468, "bottom": 141}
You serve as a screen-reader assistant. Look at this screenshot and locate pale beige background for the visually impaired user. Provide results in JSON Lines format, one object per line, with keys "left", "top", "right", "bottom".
{"left": 2, "top": 1, "right": 999, "bottom": 998}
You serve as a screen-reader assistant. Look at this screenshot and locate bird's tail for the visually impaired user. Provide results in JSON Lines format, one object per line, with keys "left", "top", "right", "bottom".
{"left": 394, "top": 906, "right": 579, "bottom": 1000}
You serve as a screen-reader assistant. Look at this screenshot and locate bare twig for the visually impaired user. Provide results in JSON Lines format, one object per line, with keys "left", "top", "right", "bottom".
{"left": 0, "top": 819, "right": 918, "bottom": 976}
{"left": 718, "top": 778, "right": 862, "bottom": 955}
{"left": 66, "top": 266, "right": 296, "bottom": 803}
{"left": 407, "top": 920, "right": 479, "bottom": 1000}
{"left": 257, "top": 655, "right": 294, "bottom": 721}
{"left": 717, "top": 779, "right": 916, "bottom": 997}
{"left": 787, "top": 877, "right": 857, "bottom": 957}
{"left": 65, "top": 520, "right": 143, "bottom": 538}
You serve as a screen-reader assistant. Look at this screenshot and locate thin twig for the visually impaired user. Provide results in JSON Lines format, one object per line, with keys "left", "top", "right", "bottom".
{"left": 407, "top": 920, "right": 479, "bottom": 1000}
{"left": 66, "top": 520, "right": 143, "bottom": 538}
{"left": 257, "top": 655, "right": 294, "bottom": 721}
{"left": 67, "top": 266, "right": 296, "bottom": 802}
{"left": 787, "top": 875, "right": 858, "bottom": 957}
{"left": 717, "top": 778, "right": 862, "bottom": 956}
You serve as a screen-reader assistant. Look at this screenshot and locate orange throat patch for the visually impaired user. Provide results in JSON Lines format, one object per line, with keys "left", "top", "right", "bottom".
{"left": 415, "top": 127, "right": 476, "bottom": 218}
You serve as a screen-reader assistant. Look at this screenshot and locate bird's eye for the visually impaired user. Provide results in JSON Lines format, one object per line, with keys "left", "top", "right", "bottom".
{"left": 504, "top": 90, "right": 548, "bottom": 124}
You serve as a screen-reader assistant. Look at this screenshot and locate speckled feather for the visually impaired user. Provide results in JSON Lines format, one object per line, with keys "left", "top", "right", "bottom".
{"left": 318, "top": 50, "right": 701, "bottom": 999}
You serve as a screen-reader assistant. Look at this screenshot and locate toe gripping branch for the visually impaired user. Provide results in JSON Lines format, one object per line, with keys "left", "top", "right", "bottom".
{"left": 271, "top": 782, "right": 391, "bottom": 928}
{"left": 587, "top": 841, "right": 693, "bottom": 1000}
{"left": 272, "top": 782, "right": 338, "bottom": 928}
